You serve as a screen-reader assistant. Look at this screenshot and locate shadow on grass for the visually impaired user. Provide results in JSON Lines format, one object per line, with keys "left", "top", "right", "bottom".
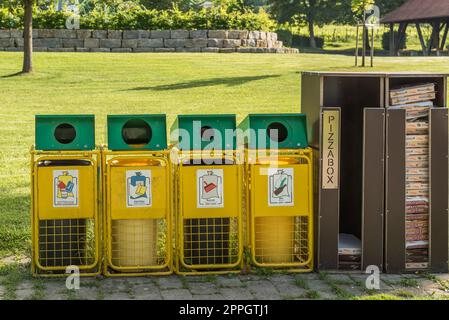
{"left": 1, "top": 71, "right": 27, "bottom": 78}
{"left": 127, "top": 74, "right": 281, "bottom": 91}
{"left": 0, "top": 70, "right": 37, "bottom": 78}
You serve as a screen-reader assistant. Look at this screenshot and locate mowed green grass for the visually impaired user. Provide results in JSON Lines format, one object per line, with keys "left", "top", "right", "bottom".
{"left": 0, "top": 52, "right": 448, "bottom": 258}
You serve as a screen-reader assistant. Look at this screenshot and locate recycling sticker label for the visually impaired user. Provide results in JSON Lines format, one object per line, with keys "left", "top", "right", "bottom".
{"left": 126, "top": 170, "right": 152, "bottom": 208}
{"left": 53, "top": 169, "right": 79, "bottom": 207}
{"left": 197, "top": 169, "right": 224, "bottom": 208}
{"left": 268, "top": 168, "right": 294, "bottom": 206}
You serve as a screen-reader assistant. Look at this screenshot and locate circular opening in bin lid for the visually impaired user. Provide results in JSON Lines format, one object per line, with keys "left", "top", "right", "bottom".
{"left": 54, "top": 123, "right": 76, "bottom": 144}
{"left": 122, "top": 119, "right": 152, "bottom": 147}
{"left": 201, "top": 125, "right": 215, "bottom": 142}
{"left": 267, "top": 122, "right": 288, "bottom": 143}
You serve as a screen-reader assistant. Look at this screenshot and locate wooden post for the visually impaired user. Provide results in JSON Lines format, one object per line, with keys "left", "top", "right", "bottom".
{"left": 362, "top": 25, "right": 366, "bottom": 67}
{"left": 427, "top": 24, "right": 434, "bottom": 55}
{"left": 416, "top": 23, "right": 427, "bottom": 55}
{"left": 370, "top": 27, "right": 374, "bottom": 67}
{"left": 389, "top": 23, "right": 395, "bottom": 56}
{"left": 435, "top": 22, "right": 441, "bottom": 56}
{"left": 355, "top": 25, "right": 359, "bottom": 66}
{"left": 440, "top": 22, "right": 449, "bottom": 51}
{"left": 427, "top": 22, "right": 439, "bottom": 55}
{"left": 396, "top": 23, "right": 404, "bottom": 56}
{"left": 396, "top": 23, "right": 408, "bottom": 56}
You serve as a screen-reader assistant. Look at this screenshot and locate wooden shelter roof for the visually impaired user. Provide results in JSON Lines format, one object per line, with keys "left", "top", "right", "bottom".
{"left": 381, "top": 0, "right": 449, "bottom": 24}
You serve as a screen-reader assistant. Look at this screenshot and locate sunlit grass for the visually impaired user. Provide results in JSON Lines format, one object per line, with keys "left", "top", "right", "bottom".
{"left": 0, "top": 51, "right": 448, "bottom": 258}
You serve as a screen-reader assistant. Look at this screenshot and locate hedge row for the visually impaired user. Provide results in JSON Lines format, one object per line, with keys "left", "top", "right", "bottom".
{"left": 277, "top": 29, "right": 324, "bottom": 49}
{"left": 381, "top": 31, "right": 407, "bottom": 51}
{"left": 0, "top": 7, "right": 277, "bottom": 31}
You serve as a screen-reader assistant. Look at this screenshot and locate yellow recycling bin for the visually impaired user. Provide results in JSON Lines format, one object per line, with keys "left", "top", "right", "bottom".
{"left": 240, "top": 114, "right": 314, "bottom": 272}
{"left": 102, "top": 115, "right": 172, "bottom": 276}
{"left": 31, "top": 115, "right": 101, "bottom": 277}
{"left": 171, "top": 115, "right": 244, "bottom": 275}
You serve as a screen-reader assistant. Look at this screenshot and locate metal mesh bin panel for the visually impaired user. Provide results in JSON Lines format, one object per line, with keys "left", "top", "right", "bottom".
{"left": 38, "top": 219, "right": 95, "bottom": 267}
{"left": 183, "top": 217, "right": 239, "bottom": 266}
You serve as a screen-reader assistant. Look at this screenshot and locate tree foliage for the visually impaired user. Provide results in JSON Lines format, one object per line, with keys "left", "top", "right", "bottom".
{"left": 351, "top": 0, "right": 374, "bottom": 18}
{"left": 268, "top": 0, "right": 341, "bottom": 26}
{"left": 375, "top": 0, "right": 407, "bottom": 16}
{"left": 267, "top": 0, "right": 407, "bottom": 26}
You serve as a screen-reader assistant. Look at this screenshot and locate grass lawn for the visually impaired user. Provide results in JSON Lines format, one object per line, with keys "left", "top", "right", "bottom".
{"left": 0, "top": 52, "right": 449, "bottom": 259}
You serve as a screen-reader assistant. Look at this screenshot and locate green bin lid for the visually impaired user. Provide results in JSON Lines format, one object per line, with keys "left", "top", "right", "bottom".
{"left": 107, "top": 114, "right": 167, "bottom": 151}
{"left": 238, "top": 113, "right": 308, "bottom": 149}
{"left": 170, "top": 114, "right": 236, "bottom": 151}
{"left": 35, "top": 115, "right": 95, "bottom": 151}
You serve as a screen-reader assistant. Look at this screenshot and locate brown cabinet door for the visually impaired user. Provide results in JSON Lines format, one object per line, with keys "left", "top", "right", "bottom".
{"left": 318, "top": 108, "right": 340, "bottom": 270}
{"left": 385, "top": 108, "right": 406, "bottom": 273}
{"left": 362, "top": 108, "right": 385, "bottom": 270}
{"left": 430, "top": 108, "right": 449, "bottom": 272}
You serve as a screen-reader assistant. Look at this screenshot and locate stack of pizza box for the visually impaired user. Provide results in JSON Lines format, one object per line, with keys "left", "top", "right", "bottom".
{"left": 390, "top": 83, "right": 435, "bottom": 269}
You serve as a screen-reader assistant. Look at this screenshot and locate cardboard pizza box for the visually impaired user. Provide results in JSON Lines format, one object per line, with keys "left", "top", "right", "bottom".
{"left": 390, "top": 83, "right": 435, "bottom": 98}
{"left": 406, "top": 182, "right": 429, "bottom": 190}
{"left": 406, "top": 135, "right": 429, "bottom": 148}
{"left": 338, "top": 233, "right": 362, "bottom": 255}
{"left": 406, "top": 160, "right": 429, "bottom": 168}
{"left": 406, "top": 262, "right": 429, "bottom": 269}
{"left": 391, "top": 92, "right": 436, "bottom": 105}
{"left": 406, "top": 121, "right": 429, "bottom": 135}
{"left": 406, "top": 189, "right": 429, "bottom": 197}
{"left": 406, "top": 148, "right": 429, "bottom": 156}
{"left": 405, "top": 213, "right": 429, "bottom": 220}
{"left": 406, "top": 168, "right": 429, "bottom": 176}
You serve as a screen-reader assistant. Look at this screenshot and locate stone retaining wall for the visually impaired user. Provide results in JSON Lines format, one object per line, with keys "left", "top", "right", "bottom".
{"left": 0, "top": 29, "right": 298, "bottom": 53}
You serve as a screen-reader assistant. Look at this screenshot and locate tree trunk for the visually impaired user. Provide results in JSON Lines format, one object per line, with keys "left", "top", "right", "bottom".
{"left": 389, "top": 24, "right": 395, "bottom": 56}
{"left": 308, "top": 17, "right": 316, "bottom": 49}
{"left": 22, "top": 0, "right": 33, "bottom": 74}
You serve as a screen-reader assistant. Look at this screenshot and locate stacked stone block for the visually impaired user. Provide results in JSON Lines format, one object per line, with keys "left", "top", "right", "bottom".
{"left": 0, "top": 29, "right": 299, "bottom": 53}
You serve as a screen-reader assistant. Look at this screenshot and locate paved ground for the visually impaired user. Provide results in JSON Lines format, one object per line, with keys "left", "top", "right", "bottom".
{"left": 1, "top": 272, "right": 449, "bottom": 300}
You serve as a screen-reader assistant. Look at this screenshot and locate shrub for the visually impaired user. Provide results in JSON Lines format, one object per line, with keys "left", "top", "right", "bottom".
{"left": 292, "top": 35, "right": 324, "bottom": 49}
{"left": 382, "top": 31, "right": 407, "bottom": 51}
{"left": 276, "top": 29, "right": 292, "bottom": 47}
{"left": 276, "top": 29, "right": 324, "bottom": 49}
{"left": 33, "top": 8, "right": 73, "bottom": 29}
{"left": 0, "top": 8, "right": 23, "bottom": 29}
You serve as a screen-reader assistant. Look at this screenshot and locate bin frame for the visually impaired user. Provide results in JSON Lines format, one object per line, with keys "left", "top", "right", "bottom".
{"left": 245, "top": 148, "right": 314, "bottom": 272}
{"left": 173, "top": 149, "right": 244, "bottom": 275}
{"left": 101, "top": 147, "right": 173, "bottom": 277}
{"left": 30, "top": 146, "right": 102, "bottom": 277}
